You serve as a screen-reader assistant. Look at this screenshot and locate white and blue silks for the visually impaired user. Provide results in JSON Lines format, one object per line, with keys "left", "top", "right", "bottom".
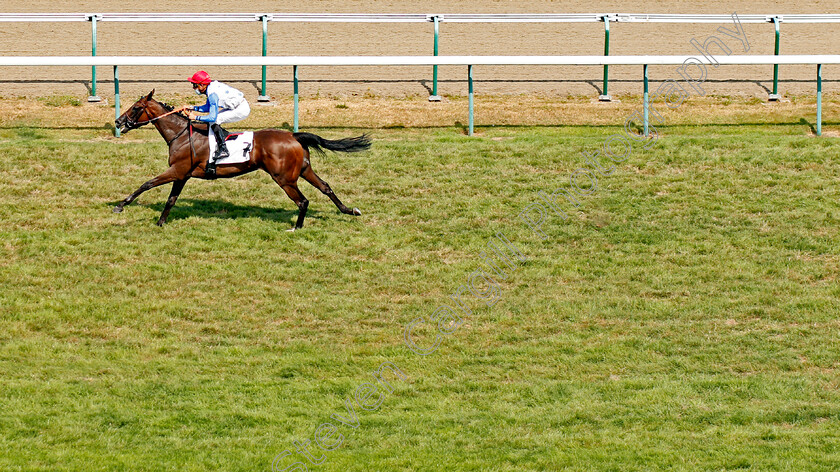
{"left": 193, "top": 80, "right": 250, "bottom": 125}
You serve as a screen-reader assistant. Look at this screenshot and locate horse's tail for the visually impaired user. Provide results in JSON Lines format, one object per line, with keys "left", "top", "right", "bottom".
{"left": 293, "top": 132, "right": 371, "bottom": 155}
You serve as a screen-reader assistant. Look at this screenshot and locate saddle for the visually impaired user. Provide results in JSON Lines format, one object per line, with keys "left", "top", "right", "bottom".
{"left": 206, "top": 131, "right": 255, "bottom": 165}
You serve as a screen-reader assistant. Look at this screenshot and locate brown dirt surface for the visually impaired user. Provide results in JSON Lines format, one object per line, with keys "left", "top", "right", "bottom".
{"left": 1, "top": 1, "right": 838, "bottom": 102}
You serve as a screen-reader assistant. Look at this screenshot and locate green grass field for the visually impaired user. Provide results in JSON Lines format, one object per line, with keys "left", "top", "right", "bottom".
{"left": 1, "top": 97, "right": 840, "bottom": 471}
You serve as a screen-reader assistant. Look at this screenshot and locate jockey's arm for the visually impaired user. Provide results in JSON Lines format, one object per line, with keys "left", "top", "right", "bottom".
{"left": 193, "top": 93, "right": 220, "bottom": 123}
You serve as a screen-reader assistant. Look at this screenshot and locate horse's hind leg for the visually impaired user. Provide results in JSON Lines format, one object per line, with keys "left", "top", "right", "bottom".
{"left": 272, "top": 177, "right": 309, "bottom": 230}
{"left": 300, "top": 166, "right": 361, "bottom": 216}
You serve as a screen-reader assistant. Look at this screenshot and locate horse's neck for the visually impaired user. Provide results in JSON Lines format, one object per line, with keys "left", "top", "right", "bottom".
{"left": 152, "top": 114, "right": 189, "bottom": 145}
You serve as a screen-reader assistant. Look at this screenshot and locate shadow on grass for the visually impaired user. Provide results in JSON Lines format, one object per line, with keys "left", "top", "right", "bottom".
{"left": 119, "top": 198, "right": 320, "bottom": 224}
{"left": 799, "top": 117, "right": 818, "bottom": 135}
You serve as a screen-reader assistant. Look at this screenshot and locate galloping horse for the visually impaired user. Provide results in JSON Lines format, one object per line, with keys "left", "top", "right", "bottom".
{"left": 113, "top": 90, "right": 370, "bottom": 230}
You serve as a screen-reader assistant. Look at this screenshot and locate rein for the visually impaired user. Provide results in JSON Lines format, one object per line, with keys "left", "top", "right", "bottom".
{"left": 133, "top": 107, "right": 184, "bottom": 127}
{"left": 189, "top": 123, "right": 197, "bottom": 164}
{"left": 125, "top": 101, "right": 199, "bottom": 166}
{"left": 164, "top": 123, "right": 190, "bottom": 147}
{"left": 162, "top": 120, "right": 198, "bottom": 167}
{"left": 130, "top": 102, "right": 197, "bottom": 152}
{"left": 164, "top": 119, "right": 199, "bottom": 168}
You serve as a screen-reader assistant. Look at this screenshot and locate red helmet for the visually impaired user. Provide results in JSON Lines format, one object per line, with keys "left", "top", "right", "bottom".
{"left": 188, "top": 70, "right": 212, "bottom": 85}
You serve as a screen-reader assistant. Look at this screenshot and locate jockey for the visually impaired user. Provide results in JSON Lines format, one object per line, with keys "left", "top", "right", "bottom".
{"left": 179, "top": 71, "right": 250, "bottom": 177}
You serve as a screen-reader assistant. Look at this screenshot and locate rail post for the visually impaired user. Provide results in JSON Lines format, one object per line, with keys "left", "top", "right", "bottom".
{"left": 293, "top": 65, "right": 299, "bottom": 132}
{"left": 643, "top": 64, "right": 649, "bottom": 137}
{"left": 113, "top": 65, "right": 120, "bottom": 137}
{"left": 429, "top": 15, "right": 442, "bottom": 101}
{"left": 816, "top": 63, "right": 822, "bottom": 136}
{"left": 258, "top": 14, "right": 272, "bottom": 102}
{"left": 769, "top": 16, "right": 781, "bottom": 101}
{"left": 468, "top": 65, "right": 474, "bottom": 136}
{"left": 599, "top": 15, "right": 612, "bottom": 101}
{"left": 87, "top": 14, "right": 102, "bottom": 102}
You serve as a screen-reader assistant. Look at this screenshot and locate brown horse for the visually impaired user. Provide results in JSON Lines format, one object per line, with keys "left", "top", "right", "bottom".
{"left": 113, "top": 90, "right": 370, "bottom": 230}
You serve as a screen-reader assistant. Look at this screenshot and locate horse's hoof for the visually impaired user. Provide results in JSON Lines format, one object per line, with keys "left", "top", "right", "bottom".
{"left": 156, "top": 220, "right": 165, "bottom": 227}
{"left": 286, "top": 227, "right": 296, "bottom": 232}
{"left": 113, "top": 206, "right": 123, "bottom": 213}
{"left": 352, "top": 208, "right": 361, "bottom": 216}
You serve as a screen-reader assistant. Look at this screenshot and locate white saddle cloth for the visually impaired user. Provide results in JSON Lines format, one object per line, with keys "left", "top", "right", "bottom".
{"left": 208, "top": 131, "right": 255, "bottom": 165}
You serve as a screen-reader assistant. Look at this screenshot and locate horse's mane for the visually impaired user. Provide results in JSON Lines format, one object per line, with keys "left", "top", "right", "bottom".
{"left": 145, "top": 97, "right": 201, "bottom": 129}
{"left": 154, "top": 100, "right": 191, "bottom": 122}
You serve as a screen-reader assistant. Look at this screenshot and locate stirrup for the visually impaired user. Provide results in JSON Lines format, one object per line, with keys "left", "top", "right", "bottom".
{"left": 211, "top": 123, "right": 230, "bottom": 161}
{"left": 216, "top": 144, "right": 230, "bottom": 159}
{"left": 205, "top": 159, "right": 217, "bottom": 177}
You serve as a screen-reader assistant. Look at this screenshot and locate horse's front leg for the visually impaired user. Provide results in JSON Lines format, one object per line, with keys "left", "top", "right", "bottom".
{"left": 156, "top": 179, "right": 188, "bottom": 226}
{"left": 113, "top": 167, "right": 180, "bottom": 213}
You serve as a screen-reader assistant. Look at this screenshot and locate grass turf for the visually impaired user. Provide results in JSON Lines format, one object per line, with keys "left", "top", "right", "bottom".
{"left": 0, "top": 97, "right": 839, "bottom": 471}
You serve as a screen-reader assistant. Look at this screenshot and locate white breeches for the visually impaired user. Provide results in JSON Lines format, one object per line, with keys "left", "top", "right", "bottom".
{"left": 215, "top": 100, "right": 251, "bottom": 125}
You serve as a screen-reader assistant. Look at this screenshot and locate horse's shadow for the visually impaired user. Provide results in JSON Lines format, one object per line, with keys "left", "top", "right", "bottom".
{"left": 136, "top": 198, "right": 322, "bottom": 224}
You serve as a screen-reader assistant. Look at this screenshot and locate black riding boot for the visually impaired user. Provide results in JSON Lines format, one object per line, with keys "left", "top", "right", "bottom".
{"left": 206, "top": 123, "right": 230, "bottom": 177}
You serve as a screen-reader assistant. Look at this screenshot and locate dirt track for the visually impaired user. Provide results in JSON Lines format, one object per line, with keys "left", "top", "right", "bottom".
{"left": 1, "top": 1, "right": 838, "bottom": 101}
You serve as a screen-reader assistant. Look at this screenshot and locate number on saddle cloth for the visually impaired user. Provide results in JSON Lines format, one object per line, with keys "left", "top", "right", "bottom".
{"left": 209, "top": 131, "right": 255, "bottom": 164}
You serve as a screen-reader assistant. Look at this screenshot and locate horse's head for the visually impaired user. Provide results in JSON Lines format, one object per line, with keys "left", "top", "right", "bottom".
{"left": 115, "top": 89, "right": 160, "bottom": 134}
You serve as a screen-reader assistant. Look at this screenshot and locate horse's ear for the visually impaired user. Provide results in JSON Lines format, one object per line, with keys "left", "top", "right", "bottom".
{"left": 146, "top": 89, "right": 155, "bottom": 101}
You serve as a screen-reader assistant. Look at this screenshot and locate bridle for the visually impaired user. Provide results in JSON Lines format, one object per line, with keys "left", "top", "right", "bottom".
{"left": 121, "top": 100, "right": 198, "bottom": 160}
{"left": 122, "top": 101, "right": 185, "bottom": 131}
